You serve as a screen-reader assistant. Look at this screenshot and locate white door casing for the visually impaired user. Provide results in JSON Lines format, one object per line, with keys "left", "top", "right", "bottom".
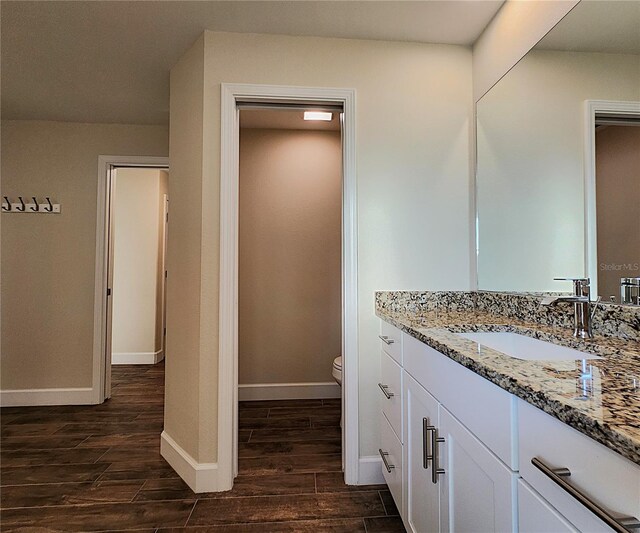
{"left": 219, "top": 83, "right": 358, "bottom": 488}
{"left": 93, "top": 156, "right": 170, "bottom": 403}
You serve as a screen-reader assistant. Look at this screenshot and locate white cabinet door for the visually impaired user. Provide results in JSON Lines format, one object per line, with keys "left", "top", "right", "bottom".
{"left": 438, "top": 407, "right": 517, "bottom": 533}
{"left": 518, "top": 479, "right": 578, "bottom": 533}
{"left": 404, "top": 372, "right": 441, "bottom": 533}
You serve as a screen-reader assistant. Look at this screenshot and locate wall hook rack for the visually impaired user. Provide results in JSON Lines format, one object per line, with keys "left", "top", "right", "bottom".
{"left": 1, "top": 195, "right": 61, "bottom": 214}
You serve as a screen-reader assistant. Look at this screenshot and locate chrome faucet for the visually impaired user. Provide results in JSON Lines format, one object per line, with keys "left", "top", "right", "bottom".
{"left": 540, "top": 278, "right": 600, "bottom": 339}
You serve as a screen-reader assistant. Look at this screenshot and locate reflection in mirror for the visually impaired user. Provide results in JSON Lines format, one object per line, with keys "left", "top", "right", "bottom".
{"left": 595, "top": 119, "right": 640, "bottom": 303}
{"left": 476, "top": 1, "right": 640, "bottom": 301}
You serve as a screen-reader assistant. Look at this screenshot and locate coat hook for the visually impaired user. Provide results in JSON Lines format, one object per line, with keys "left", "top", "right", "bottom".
{"left": 44, "top": 197, "right": 54, "bottom": 212}
{"left": 31, "top": 196, "right": 39, "bottom": 212}
{"left": 2, "top": 196, "right": 10, "bottom": 211}
{"left": 16, "top": 196, "right": 26, "bottom": 212}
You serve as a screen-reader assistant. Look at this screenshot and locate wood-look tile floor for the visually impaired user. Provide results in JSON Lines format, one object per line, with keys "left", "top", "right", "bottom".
{"left": 1, "top": 362, "right": 405, "bottom": 532}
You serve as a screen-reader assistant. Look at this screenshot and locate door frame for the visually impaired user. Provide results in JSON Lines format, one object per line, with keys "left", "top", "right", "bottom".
{"left": 583, "top": 100, "right": 640, "bottom": 297}
{"left": 219, "top": 83, "right": 358, "bottom": 486}
{"left": 92, "top": 155, "right": 170, "bottom": 403}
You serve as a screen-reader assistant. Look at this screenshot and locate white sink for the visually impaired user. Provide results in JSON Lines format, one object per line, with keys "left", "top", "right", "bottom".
{"left": 455, "top": 332, "right": 602, "bottom": 361}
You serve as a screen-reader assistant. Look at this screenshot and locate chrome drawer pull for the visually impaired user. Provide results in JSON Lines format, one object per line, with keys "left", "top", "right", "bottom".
{"left": 422, "top": 417, "right": 433, "bottom": 469}
{"left": 430, "top": 426, "right": 445, "bottom": 484}
{"left": 532, "top": 458, "right": 640, "bottom": 533}
{"left": 377, "top": 383, "right": 394, "bottom": 399}
{"left": 379, "top": 335, "right": 395, "bottom": 345}
{"left": 379, "top": 448, "right": 395, "bottom": 473}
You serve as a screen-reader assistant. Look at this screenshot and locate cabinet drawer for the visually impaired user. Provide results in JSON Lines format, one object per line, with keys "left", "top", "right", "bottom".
{"left": 403, "top": 332, "right": 517, "bottom": 469}
{"left": 518, "top": 479, "right": 578, "bottom": 533}
{"left": 380, "top": 412, "right": 403, "bottom": 511}
{"left": 379, "top": 351, "right": 402, "bottom": 441}
{"left": 519, "top": 399, "right": 640, "bottom": 533}
{"left": 380, "top": 321, "right": 402, "bottom": 364}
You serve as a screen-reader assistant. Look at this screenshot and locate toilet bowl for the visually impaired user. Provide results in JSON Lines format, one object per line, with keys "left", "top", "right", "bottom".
{"left": 332, "top": 356, "right": 342, "bottom": 385}
{"left": 332, "top": 356, "right": 343, "bottom": 428}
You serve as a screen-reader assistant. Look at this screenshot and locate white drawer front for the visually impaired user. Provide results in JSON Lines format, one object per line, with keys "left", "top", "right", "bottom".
{"left": 519, "top": 399, "right": 640, "bottom": 533}
{"left": 380, "top": 351, "right": 403, "bottom": 442}
{"left": 380, "top": 412, "right": 403, "bottom": 511}
{"left": 403, "top": 332, "right": 517, "bottom": 469}
{"left": 518, "top": 479, "right": 578, "bottom": 533}
{"left": 380, "top": 321, "right": 402, "bottom": 364}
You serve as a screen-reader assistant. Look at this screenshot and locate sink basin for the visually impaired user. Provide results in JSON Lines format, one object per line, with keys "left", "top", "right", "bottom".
{"left": 455, "top": 332, "right": 602, "bottom": 361}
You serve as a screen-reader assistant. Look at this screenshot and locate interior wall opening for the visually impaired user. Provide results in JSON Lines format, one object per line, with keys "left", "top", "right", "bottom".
{"left": 104, "top": 166, "right": 169, "bottom": 399}
{"left": 237, "top": 105, "right": 345, "bottom": 479}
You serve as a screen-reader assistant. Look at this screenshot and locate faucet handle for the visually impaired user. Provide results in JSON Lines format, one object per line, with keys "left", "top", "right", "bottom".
{"left": 554, "top": 278, "right": 591, "bottom": 297}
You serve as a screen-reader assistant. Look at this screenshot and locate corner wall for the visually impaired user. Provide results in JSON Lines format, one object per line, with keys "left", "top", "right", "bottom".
{"left": 166, "top": 30, "right": 473, "bottom": 486}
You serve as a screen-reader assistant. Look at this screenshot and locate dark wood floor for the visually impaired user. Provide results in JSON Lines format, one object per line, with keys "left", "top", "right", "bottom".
{"left": 1, "top": 362, "right": 405, "bottom": 532}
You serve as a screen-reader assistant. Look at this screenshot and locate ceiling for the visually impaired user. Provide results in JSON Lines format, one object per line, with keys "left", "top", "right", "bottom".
{"left": 1, "top": 0, "right": 504, "bottom": 125}
{"left": 536, "top": 1, "right": 640, "bottom": 54}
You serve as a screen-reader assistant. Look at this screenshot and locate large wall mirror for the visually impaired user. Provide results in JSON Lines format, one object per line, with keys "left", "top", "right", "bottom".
{"left": 476, "top": 1, "right": 640, "bottom": 303}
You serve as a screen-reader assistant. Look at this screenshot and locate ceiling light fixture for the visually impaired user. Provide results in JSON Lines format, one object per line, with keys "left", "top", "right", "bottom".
{"left": 304, "top": 111, "right": 333, "bottom": 121}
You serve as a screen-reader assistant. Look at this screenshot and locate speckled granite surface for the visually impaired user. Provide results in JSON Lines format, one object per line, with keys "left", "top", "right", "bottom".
{"left": 375, "top": 291, "right": 640, "bottom": 466}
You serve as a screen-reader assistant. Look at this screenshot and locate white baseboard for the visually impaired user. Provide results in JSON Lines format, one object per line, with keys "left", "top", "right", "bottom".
{"left": 358, "top": 455, "right": 385, "bottom": 485}
{"left": 160, "top": 431, "right": 221, "bottom": 493}
{"left": 0, "top": 387, "right": 95, "bottom": 407}
{"left": 112, "top": 349, "right": 164, "bottom": 365}
{"left": 238, "top": 381, "right": 341, "bottom": 401}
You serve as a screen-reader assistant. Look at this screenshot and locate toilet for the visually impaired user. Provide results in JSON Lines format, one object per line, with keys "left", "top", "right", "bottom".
{"left": 332, "top": 356, "right": 342, "bottom": 385}
{"left": 332, "top": 356, "right": 343, "bottom": 427}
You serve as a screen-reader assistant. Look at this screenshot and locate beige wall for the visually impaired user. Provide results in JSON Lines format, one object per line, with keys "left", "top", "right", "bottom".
{"left": 596, "top": 126, "right": 640, "bottom": 300}
{"left": 239, "top": 128, "right": 341, "bottom": 385}
{"left": 1, "top": 120, "right": 168, "bottom": 391}
{"left": 166, "top": 30, "right": 472, "bottom": 465}
{"left": 112, "top": 168, "right": 167, "bottom": 358}
{"left": 165, "top": 34, "right": 207, "bottom": 461}
{"left": 472, "top": 0, "right": 578, "bottom": 101}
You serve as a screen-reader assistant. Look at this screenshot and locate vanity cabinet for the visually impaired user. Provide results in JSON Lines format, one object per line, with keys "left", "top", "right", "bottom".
{"left": 381, "top": 322, "right": 518, "bottom": 533}
{"left": 378, "top": 317, "right": 640, "bottom": 533}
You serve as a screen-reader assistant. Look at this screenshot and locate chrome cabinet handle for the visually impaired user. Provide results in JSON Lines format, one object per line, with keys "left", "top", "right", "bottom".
{"left": 423, "top": 417, "right": 433, "bottom": 469}
{"left": 532, "top": 458, "right": 640, "bottom": 533}
{"left": 377, "top": 383, "right": 394, "bottom": 399}
{"left": 430, "top": 426, "right": 445, "bottom": 484}
{"left": 379, "top": 448, "right": 395, "bottom": 473}
{"left": 379, "top": 335, "right": 395, "bottom": 345}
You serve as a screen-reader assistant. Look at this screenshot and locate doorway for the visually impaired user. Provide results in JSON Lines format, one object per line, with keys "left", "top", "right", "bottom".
{"left": 93, "top": 156, "right": 170, "bottom": 402}
{"left": 218, "top": 84, "right": 358, "bottom": 489}
{"left": 236, "top": 105, "right": 344, "bottom": 485}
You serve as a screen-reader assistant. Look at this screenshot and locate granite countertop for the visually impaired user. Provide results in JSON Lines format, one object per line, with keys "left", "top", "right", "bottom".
{"left": 376, "top": 306, "right": 640, "bottom": 466}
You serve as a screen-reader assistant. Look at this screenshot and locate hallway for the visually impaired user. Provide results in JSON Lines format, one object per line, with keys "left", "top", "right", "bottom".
{"left": 1, "top": 363, "right": 404, "bottom": 531}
